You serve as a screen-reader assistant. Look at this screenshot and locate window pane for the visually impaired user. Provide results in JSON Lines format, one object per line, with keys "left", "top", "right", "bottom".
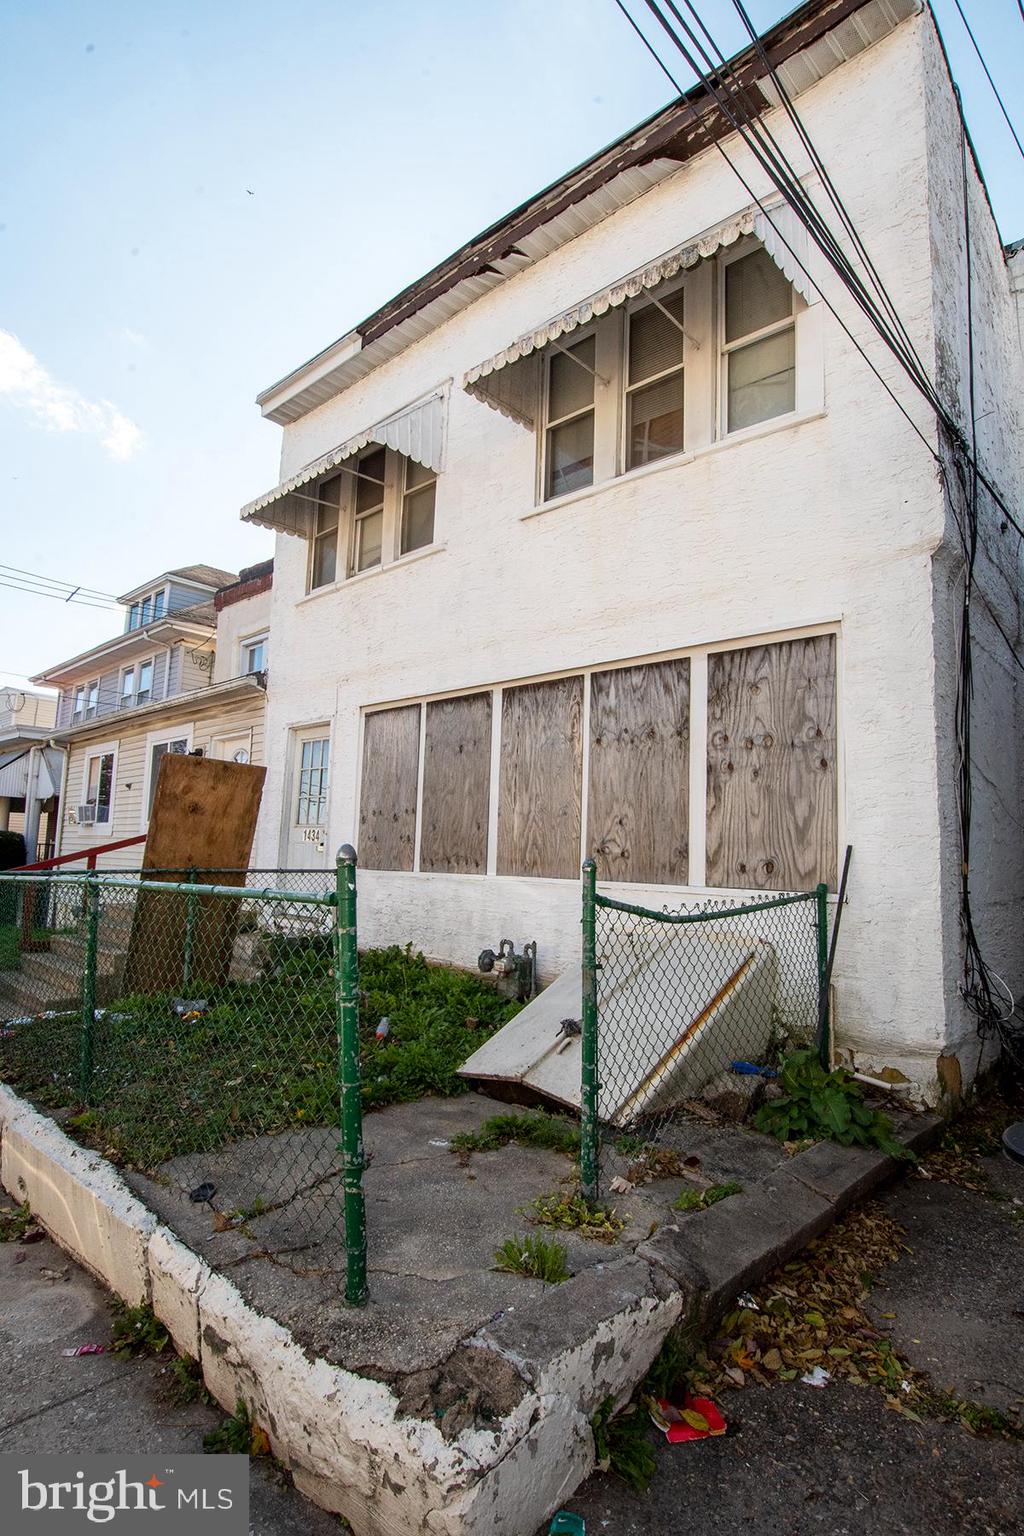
{"left": 355, "top": 448, "right": 386, "bottom": 513}
{"left": 727, "top": 327, "right": 796, "bottom": 431}
{"left": 96, "top": 754, "right": 113, "bottom": 822}
{"left": 317, "top": 476, "right": 341, "bottom": 533}
{"left": 405, "top": 458, "right": 433, "bottom": 491}
{"left": 401, "top": 483, "right": 436, "bottom": 554}
{"left": 725, "top": 248, "right": 793, "bottom": 342}
{"left": 121, "top": 671, "right": 133, "bottom": 704}
{"left": 627, "top": 372, "right": 684, "bottom": 468}
{"left": 312, "top": 533, "right": 337, "bottom": 588}
{"left": 356, "top": 508, "right": 383, "bottom": 571}
{"left": 245, "top": 639, "right": 266, "bottom": 672}
{"left": 548, "top": 337, "right": 595, "bottom": 421}
{"left": 546, "top": 413, "right": 594, "bottom": 499}
{"left": 141, "top": 597, "right": 152, "bottom": 624}
{"left": 129, "top": 604, "right": 139, "bottom": 630}
{"left": 138, "top": 660, "right": 153, "bottom": 691}
{"left": 628, "top": 292, "right": 684, "bottom": 384}
{"left": 154, "top": 590, "right": 165, "bottom": 618}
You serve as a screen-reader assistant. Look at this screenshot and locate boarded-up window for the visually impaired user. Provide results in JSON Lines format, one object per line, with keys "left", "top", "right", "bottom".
{"left": 498, "top": 677, "right": 583, "bottom": 878}
{"left": 587, "top": 659, "right": 690, "bottom": 884}
{"left": 420, "top": 693, "right": 492, "bottom": 874}
{"left": 359, "top": 705, "right": 421, "bottom": 871}
{"left": 706, "top": 635, "right": 837, "bottom": 891}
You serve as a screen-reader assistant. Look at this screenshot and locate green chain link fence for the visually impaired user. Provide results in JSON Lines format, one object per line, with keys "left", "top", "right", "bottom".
{"left": 0, "top": 853, "right": 368, "bottom": 1304}
{"left": 581, "top": 858, "right": 830, "bottom": 1199}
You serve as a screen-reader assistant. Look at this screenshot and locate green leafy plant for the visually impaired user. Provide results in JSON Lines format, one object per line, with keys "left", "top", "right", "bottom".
{"left": 672, "top": 1180, "right": 742, "bottom": 1213}
{"left": 524, "top": 1192, "right": 625, "bottom": 1242}
{"left": 451, "top": 1111, "right": 579, "bottom": 1160}
{"left": 166, "top": 1353, "right": 211, "bottom": 1406}
{"left": 203, "top": 1401, "right": 253, "bottom": 1455}
{"left": 591, "top": 1397, "right": 658, "bottom": 1492}
{"left": 494, "top": 1232, "right": 569, "bottom": 1283}
{"left": 0, "top": 1201, "right": 33, "bottom": 1242}
{"left": 754, "top": 1049, "right": 913, "bottom": 1159}
{"left": 110, "top": 1301, "right": 171, "bottom": 1358}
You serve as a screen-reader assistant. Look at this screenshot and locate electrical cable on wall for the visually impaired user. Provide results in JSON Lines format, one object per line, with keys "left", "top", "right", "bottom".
{"left": 613, "top": 0, "right": 1024, "bottom": 1056}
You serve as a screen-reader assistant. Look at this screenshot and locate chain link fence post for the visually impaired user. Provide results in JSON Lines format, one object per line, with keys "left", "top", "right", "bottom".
{"left": 580, "top": 857, "right": 600, "bottom": 1202}
{"left": 78, "top": 876, "right": 100, "bottom": 1104}
{"left": 815, "top": 881, "right": 831, "bottom": 1069}
{"left": 335, "top": 844, "right": 368, "bottom": 1305}
{"left": 182, "top": 866, "right": 198, "bottom": 990}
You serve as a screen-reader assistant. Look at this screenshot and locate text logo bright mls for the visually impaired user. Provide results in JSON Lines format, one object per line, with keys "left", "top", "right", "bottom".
{"left": 2, "top": 1455, "right": 248, "bottom": 1534}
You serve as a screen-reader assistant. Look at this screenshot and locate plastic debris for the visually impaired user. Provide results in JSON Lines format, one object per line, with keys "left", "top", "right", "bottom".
{"left": 609, "top": 1175, "right": 633, "bottom": 1194}
{"left": 730, "top": 1060, "right": 779, "bottom": 1078}
{"left": 375, "top": 1016, "right": 391, "bottom": 1040}
{"left": 800, "top": 1365, "right": 831, "bottom": 1388}
{"left": 189, "top": 1181, "right": 217, "bottom": 1205}
{"left": 62, "top": 1344, "right": 106, "bottom": 1357}
{"left": 650, "top": 1393, "right": 727, "bottom": 1443}
{"left": 428, "top": 1139, "right": 450, "bottom": 1149}
{"left": 172, "top": 999, "right": 209, "bottom": 1018}
{"left": 736, "top": 1291, "right": 760, "bottom": 1311}
{"left": 549, "top": 1514, "right": 586, "bottom": 1535}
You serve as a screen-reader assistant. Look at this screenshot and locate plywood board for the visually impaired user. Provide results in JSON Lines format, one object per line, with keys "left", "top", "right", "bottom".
{"left": 358, "top": 705, "right": 421, "bottom": 871}
{"left": 706, "top": 634, "right": 837, "bottom": 891}
{"left": 124, "top": 753, "right": 266, "bottom": 993}
{"left": 587, "top": 659, "right": 690, "bottom": 884}
{"left": 420, "top": 693, "right": 491, "bottom": 874}
{"left": 497, "top": 676, "right": 583, "bottom": 879}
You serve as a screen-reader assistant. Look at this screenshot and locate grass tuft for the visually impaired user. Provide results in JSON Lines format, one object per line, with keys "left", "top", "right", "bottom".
{"left": 672, "top": 1180, "right": 742, "bottom": 1213}
{"left": 524, "top": 1191, "right": 625, "bottom": 1243}
{"left": 110, "top": 1300, "right": 171, "bottom": 1359}
{"left": 0, "top": 1200, "right": 33, "bottom": 1242}
{"left": 494, "top": 1232, "right": 570, "bottom": 1283}
{"left": 451, "top": 1111, "right": 580, "bottom": 1160}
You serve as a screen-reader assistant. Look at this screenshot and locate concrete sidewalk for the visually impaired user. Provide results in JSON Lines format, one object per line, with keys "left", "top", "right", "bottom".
{"left": 552, "top": 1145, "right": 1024, "bottom": 1535}
{"left": 0, "top": 1230, "right": 342, "bottom": 1536}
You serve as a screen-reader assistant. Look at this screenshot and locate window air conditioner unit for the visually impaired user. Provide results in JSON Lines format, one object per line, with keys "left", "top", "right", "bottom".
{"left": 77, "top": 803, "right": 97, "bottom": 825}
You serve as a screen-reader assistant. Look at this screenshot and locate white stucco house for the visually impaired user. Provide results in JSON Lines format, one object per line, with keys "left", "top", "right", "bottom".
{"left": 240, "top": 0, "right": 1024, "bottom": 1103}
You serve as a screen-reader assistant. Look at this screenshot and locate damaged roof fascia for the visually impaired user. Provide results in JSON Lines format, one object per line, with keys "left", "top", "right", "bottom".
{"left": 255, "top": 0, "right": 899, "bottom": 426}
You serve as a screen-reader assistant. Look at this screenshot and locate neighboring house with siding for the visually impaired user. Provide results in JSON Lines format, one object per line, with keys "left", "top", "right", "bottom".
{"left": 33, "top": 562, "right": 273, "bottom": 868}
{"left": 0, "top": 686, "right": 60, "bottom": 860}
{"left": 241, "top": 0, "right": 1023, "bottom": 1101}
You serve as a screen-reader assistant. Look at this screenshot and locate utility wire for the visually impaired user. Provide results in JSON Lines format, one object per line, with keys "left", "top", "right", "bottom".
{"left": 0, "top": 575, "right": 120, "bottom": 611}
{"left": 950, "top": 0, "right": 1024, "bottom": 163}
{"left": 0, "top": 563, "right": 120, "bottom": 603}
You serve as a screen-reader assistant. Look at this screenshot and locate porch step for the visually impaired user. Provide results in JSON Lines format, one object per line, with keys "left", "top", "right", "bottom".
{"left": 0, "top": 949, "right": 125, "bottom": 1018}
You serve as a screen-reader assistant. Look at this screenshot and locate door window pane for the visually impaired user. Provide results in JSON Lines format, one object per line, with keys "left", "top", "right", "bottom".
{"left": 297, "top": 737, "right": 330, "bottom": 825}
{"left": 727, "top": 328, "right": 796, "bottom": 432}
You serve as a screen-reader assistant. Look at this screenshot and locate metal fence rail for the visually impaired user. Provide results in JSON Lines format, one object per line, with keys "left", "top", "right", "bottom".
{"left": 0, "top": 853, "right": 368, "bottom": 1304}
{"left": 580, "top": 859, "right": 828, "bottom": 1198}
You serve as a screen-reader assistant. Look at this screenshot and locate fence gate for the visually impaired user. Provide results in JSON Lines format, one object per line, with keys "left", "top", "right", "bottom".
{"left": 580, "top": 858, "right": 829, "bottom": 1198}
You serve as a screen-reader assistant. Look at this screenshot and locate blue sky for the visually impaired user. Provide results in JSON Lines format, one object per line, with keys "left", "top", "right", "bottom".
{"left": 1, "top": 0, "right": 1020, "bottom": 684}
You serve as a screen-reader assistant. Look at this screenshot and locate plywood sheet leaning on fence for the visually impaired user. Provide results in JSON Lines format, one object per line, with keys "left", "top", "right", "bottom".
{"left": 706, "top": 634, "right": 837, "bottom": 892}
{"left": 358, "top": 705, "right": 421, "bottom": 871}
{"left": 497, "top": 676, "right": 583, "bottom": 879}
{"left": 420, "top": 693, "right": 492, "bottom": 874}
{"left": 122, "top": 754, "right": 266, "bottom": 993}
{"left": 587, "top": 658, "right": 690, "bottom": 885}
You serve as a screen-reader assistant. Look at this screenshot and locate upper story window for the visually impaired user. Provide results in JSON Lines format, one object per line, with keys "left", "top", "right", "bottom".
{"left": 127, "top": 588, "right": 167, "bottom": 631}
{"left": 625, "top": 288, "right": 685, "bottom": 470}
{"left": 73, "top": 680, "right": 99, "bottom": 722}
{"left": 242, "top": 634, "right": 268, "bottom": 674}
{"left": 722, "top": 246, "right": 795, "bottom": 433}
{"left": 307, "top": 448, "right": 437, "bottom": 592}
{"left": 543, "top": 338, "right": 596, "bottom": 500}
{"left": 475, "top": 237, "right": 807, "bottom": 507}
{"left": 119, "top": 658, "right": 154, "bottom": 710}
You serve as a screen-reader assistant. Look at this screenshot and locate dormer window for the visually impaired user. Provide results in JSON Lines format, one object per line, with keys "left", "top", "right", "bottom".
{"left": 73, "top": 680, "right": 99, "bottom": 722}
{"left": 127, "top": 588, "right": 167, "bottom": 631}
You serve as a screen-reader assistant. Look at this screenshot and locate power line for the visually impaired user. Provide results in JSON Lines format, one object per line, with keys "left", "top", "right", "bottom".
{"left": 949, "top": 0, "right": 1024, "bottom": 164}
{"left": 0, "top": 563, "right": 119, "bottom": 601}
{"left": 0, "top": 575, "right": 120, "bottom": 611}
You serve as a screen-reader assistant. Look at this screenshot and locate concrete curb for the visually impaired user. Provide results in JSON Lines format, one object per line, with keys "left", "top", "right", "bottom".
{"left": 0, "top": 1086, "right": 941, "bottom": 1534}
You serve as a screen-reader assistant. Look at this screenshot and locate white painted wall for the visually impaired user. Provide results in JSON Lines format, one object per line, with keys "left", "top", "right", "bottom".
{"left": 212, "top": 586, "right": 273, "bottom": 686}
{"left": 252, "top": 11, "right": 1021, "bottom": 1101}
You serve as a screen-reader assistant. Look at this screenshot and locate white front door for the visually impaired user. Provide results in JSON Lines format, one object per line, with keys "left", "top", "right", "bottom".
{"left": 284, "top": 729, "right": 331, "bottom": 869}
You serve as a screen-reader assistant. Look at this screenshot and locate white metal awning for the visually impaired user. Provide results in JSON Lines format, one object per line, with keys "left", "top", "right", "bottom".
{"left": 240, "top": 389, "right": 447, "bottom": 536}
{"left": 463, "top": 202, "right": 817, "bottom": 428}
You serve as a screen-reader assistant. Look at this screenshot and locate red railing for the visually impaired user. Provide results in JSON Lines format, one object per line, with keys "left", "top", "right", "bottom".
{"left": 13, "top": 834, "right": 147, "bottom": 873}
